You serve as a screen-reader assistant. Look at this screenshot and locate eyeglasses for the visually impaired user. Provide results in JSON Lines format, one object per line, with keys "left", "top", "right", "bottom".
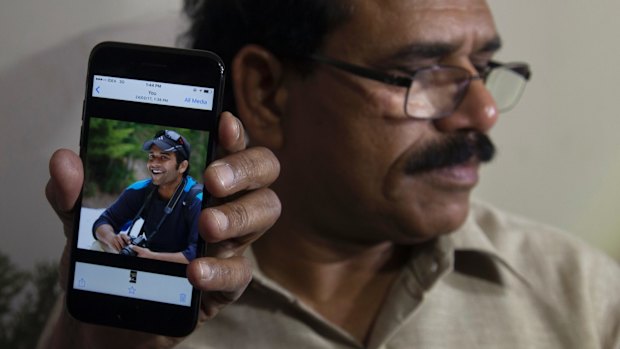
{"left": 308, "top": 55, "right": 531, "bottom": 120}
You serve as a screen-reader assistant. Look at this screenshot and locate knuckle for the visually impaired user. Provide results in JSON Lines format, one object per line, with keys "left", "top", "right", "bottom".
{"left": 226, "top": 188, "right": 281, "bottom": 236}
{"left": 205, "top": 146, "right": 280, "bottom": 196}
{"left": 201, "top": 201, "right": 250, "bottom": 243}
{"left": 252, "top": 189, "right": 282, "bottom": 229}
{"left": 262, "top": 188, "right": 282, "bottom": 217}
{"left": 200, "top": 185, "right": 282, "bottom": 244}
{"left": 210, "top": 258, "right": 252, "bottom": 291}
{"left": 234, "top": 147, "right": 280, "bottom": 189}
{"left": 228, "top": 258, "right": 253, "bottom": 287}
{"left": 226, "top": 201, "right": 252, "bottom": 233}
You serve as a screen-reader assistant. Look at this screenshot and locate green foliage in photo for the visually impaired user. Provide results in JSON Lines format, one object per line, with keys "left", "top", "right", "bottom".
{"left": 84, "top": 117, "right": 210, "bottom": 199}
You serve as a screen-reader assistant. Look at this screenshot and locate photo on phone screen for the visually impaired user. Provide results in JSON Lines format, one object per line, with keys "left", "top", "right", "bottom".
{"left": 78, "top": 119, "right": 207, "bottom": 264}
{"left": 67, "top": 42, "right": 224, "bottom": 336}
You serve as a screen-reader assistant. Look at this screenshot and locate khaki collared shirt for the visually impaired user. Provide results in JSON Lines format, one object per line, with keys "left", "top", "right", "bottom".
{"left": 179, "top": 201, "right": 620, "bottom": 348}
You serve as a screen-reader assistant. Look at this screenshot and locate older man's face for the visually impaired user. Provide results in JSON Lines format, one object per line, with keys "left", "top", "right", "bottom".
{"left": 277, "top": 0, "right": 500, "bottom": 243}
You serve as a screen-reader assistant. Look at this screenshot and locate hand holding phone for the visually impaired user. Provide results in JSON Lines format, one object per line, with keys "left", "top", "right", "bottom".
{"left": 42, "top": 112, "right": 281, "bottom": 348}
{"left": 42, "top": 42, "right": 282, "bottom": 343}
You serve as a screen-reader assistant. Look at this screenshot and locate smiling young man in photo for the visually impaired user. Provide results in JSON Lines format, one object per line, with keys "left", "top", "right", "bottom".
{"left": 93, "top": 129, "right": 201, "bottom": 264}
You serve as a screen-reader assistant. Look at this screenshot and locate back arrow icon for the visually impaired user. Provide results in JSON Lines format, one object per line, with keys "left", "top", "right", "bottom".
{"left": 95, "top": 86, "right": 101, "bottom": 94}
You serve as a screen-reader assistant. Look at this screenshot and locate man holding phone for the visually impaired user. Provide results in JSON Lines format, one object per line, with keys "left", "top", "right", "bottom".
{"left": 41, "top": 0, "right": 620, "bottom": 348}
{"left": 93, "top": 130, "right": 201, "bottom": 264}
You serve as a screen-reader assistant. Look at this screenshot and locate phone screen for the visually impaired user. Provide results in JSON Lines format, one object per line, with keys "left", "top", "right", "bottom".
{"left": 67, "top": 42, "right": 224, "bottom": 336}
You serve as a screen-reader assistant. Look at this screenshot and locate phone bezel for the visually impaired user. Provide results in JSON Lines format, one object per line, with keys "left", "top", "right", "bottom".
{"left": 67, "top": 42, "right": 224, "bottom": 337}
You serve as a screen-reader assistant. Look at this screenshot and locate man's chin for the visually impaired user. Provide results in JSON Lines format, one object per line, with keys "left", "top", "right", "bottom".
{"left": 393, "top": 195, "right": 471, "bottom": 244}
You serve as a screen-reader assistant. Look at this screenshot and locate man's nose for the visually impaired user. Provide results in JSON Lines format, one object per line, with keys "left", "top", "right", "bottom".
{"left": 432, "top": 79, "right": 498, "bottom": 134}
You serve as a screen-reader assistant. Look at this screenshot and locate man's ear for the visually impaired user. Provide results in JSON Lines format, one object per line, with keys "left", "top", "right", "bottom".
{"left": 178, "top": 159, "right": 189, "bottom": 174}
{"left": 232, "top": 45, "right": 287, "bottom": 149}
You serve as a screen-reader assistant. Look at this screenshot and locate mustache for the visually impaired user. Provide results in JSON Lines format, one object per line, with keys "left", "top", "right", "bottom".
{"left": 404, "top": 131, "right": 496, "bottom": 175}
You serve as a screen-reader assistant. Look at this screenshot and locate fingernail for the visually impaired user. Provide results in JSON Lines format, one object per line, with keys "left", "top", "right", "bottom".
{"left": 210, "top": 208, "right": 229, "bottom": 232}
{"left": 212, "top": 163, "right": 235, "bottom": 190}
{"left": 233, "top": 117, "right": 242, "bottom": 142}
{"left": 199, "top": 261, "right": 212, "bottom": 281}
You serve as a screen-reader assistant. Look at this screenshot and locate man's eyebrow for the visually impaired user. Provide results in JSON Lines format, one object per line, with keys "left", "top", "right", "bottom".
{"left": 478, "top": 36, "right": 502, "bottom": 54}
{"left": 390, "top": 42, "right": 459, "bottom": 61}
{"left": 383, "top": 36, "right": 503, "bottom": 63}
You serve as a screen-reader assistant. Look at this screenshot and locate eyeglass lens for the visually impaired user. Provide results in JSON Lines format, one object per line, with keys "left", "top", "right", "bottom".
{"left": 485, "top": 67, "right": 528, "bottom": 112}
{"left": 406, "top": 67, "right": 470, "bottom": 119}
{"left": 405, "top": 66, "right": 528, "bottom": 119}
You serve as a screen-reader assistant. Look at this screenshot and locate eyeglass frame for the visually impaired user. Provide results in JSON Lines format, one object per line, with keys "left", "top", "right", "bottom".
{"left": 307, "top": 54, "right": 531, "bottom": 120}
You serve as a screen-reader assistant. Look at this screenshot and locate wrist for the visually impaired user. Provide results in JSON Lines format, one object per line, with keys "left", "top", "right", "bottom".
{"left": 95, "top": 228, "right": 114, "bottom": 243}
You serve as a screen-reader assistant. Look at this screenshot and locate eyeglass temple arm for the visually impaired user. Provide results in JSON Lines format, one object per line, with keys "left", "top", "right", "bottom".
{"left": 489, "top": 60, "right": 532, "bottom": 81}
{"left": 309, "top": 55, "right": 411, "bottom": 87}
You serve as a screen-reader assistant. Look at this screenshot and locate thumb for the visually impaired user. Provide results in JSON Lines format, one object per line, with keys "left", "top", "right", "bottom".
{"left": 45, "top": 149, "right": 84, "bottom": 238}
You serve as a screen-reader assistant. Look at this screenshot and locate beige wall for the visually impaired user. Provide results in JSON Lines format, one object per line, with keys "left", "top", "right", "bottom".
{"left": 0, "top": 0, "right": 182, "bottom": 71}
{"left": 479, "top": 2, "right": 620, "bottom": 259}
{"left": 1, "top": 1, "right": 618, "bottom": 270}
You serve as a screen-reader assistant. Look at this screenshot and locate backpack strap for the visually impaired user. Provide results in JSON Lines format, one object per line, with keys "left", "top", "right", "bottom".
{"left": 182, "top": 176, "right": 203, "bottom": 207}
{"left": 182, "top": 178, "right": 203, "bottom": 229}
{"left": 187, "top": 183, "right": 203, "bottom": 203}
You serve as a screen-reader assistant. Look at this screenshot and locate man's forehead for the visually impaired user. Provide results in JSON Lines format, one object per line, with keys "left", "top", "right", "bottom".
{"left": 350, "top": 0, "right": 493, "bottom": 16}
{"left": 393, "top": 0, "right": 490, "bottom": 10}
{"left": 327, "top": 0, "right": 497, "bottom": 59}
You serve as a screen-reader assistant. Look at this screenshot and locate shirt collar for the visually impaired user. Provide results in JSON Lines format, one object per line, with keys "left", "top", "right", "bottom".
{"left": 446, "top": 200, "right": 532, "bottom": 287}
{"left": 248, "top": 200, "right": 532, "bottom": 294}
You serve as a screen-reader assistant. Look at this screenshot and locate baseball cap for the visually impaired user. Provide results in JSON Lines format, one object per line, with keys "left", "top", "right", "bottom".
{"left": 142, "top": 130, "right": 191, "bottom": 161}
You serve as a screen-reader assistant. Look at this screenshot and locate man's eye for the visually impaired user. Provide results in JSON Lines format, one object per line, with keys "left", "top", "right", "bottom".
{"left": 394, "top": 64, "right": 434, "bottom": 76}
{"left": 471, "top": 59, "right": 492, "bottom": 74}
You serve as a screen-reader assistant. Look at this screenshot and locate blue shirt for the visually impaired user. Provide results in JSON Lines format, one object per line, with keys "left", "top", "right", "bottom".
{"left": 92, "top": 176, "right": 202, "bottom": 261}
